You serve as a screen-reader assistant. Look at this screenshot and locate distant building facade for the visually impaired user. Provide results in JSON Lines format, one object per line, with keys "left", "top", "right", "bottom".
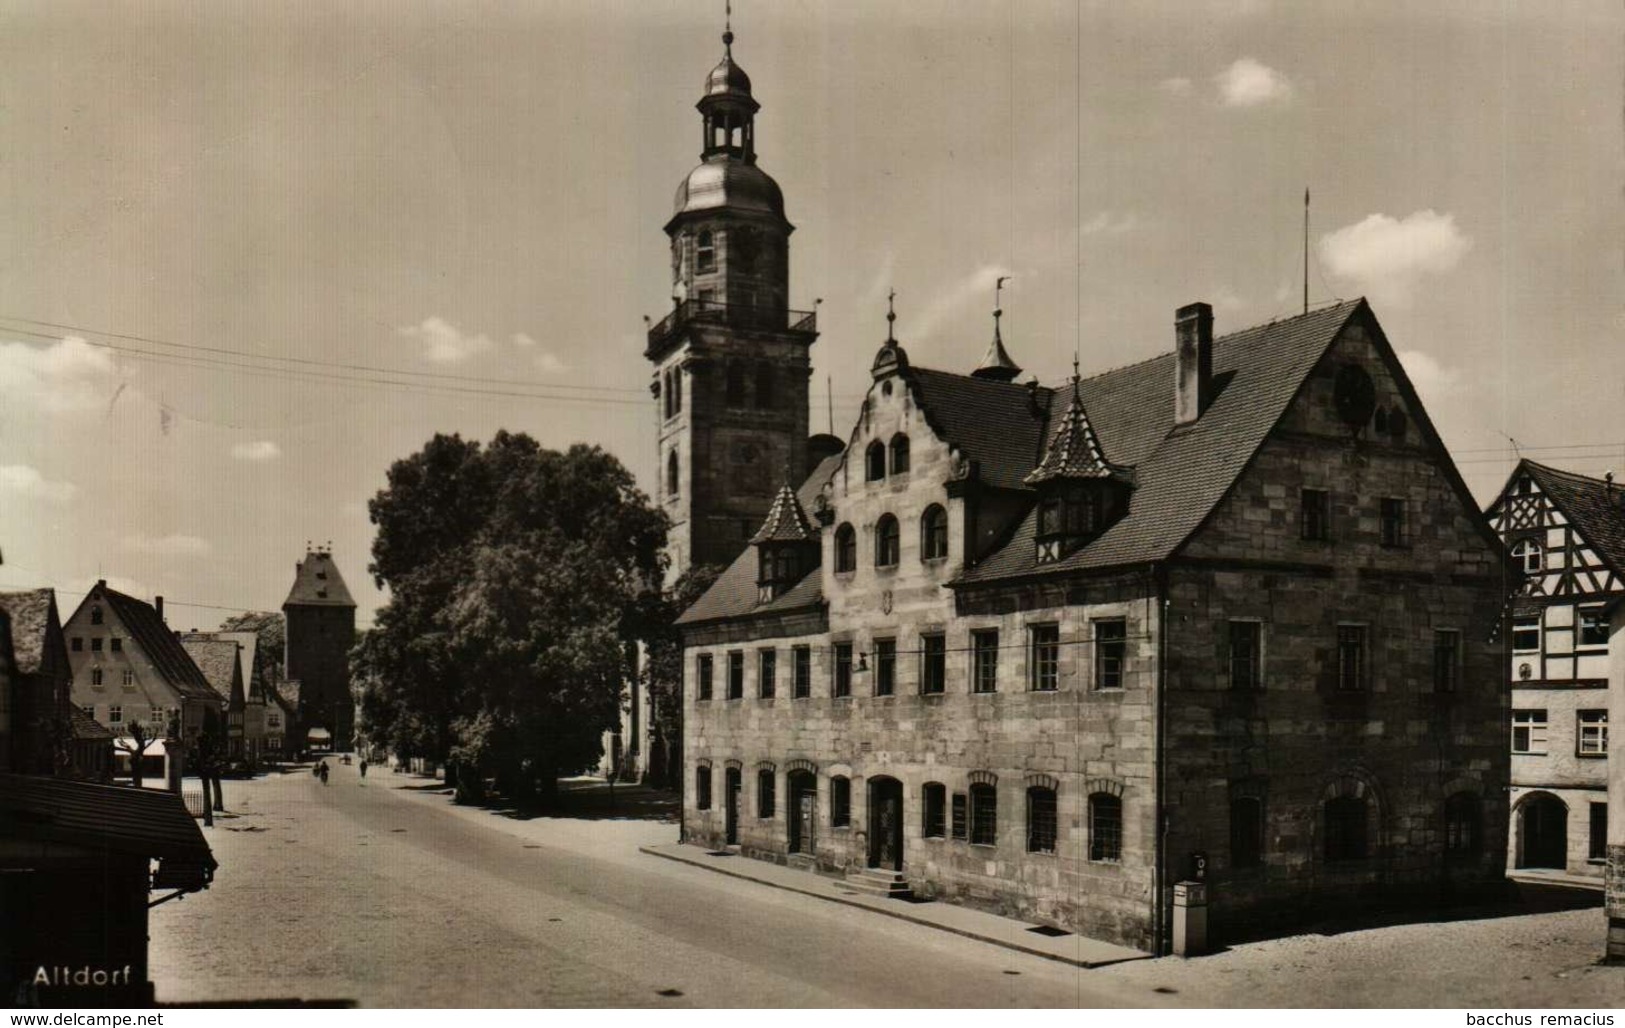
{"left": 671, "top": 32, "right": 1511, "bottom": 952}
{"left": 1487, "top": 461, "right": 1617, "bottom": 880}
{"left": 283, "top": 548, "right": 357, "bottom": 751}
{"left": 179, "top": 634, "right": 265, "bottom": 764}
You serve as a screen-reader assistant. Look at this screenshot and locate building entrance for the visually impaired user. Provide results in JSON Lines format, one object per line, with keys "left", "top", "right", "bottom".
{"left": 868, "top": 776, "right": 904, "bottom": 871}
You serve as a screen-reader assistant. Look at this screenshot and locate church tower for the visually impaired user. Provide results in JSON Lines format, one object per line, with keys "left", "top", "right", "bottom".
{"left": 647, "top": 17, "right": 818, "bottom": 579}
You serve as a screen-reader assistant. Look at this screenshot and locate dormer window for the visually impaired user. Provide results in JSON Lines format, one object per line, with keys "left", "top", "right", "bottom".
{"left": 752, "top": 483, "right": 821, "bottom": 604}
{"left": 1036, "top": 487, "right": 1107, "bottom": 563}
{"left": 1024, "top": 369, "right": 1133, "bottom": 565}
{"left": 865, "top": 441, "right": 886, "bottom": 482}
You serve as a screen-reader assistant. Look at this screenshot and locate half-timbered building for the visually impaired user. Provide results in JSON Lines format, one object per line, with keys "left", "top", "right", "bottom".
{"left": 1488, "top": 460, "right": 1619, "bottom": 879}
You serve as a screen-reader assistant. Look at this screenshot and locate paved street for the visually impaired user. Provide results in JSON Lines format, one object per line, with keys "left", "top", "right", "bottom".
{"left": 149, "top": 763, "right": 1624, "bottom": 1008}
{"left": 147, "top": 763, "right": 1165, "bottom": 1007}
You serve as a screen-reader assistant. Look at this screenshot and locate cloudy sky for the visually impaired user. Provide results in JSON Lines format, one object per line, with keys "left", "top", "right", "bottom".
{"left": 1, "top": 0, "right": 1619, "bottom": 626}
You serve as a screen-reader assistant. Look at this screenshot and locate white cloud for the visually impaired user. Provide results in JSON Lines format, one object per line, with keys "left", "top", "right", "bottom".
{"left": 1081, "top": 210, "right": 1139, "bottom": 236}
{"left": 0, "top": 464, "right": 77, "bottom": 503}
{"left": 231, "top": 440, "right": 282, "bottom": 461}
{"left": 0, "top": 335, "right": 121, "bottom": 413}
{"left": 1318, "top": 210, "right": 1472, "bottom": 307}
{"left": 123, "top": 533, "right": 213, "bottom": 558}
{"left": 397, "top": 316, "right": 494, "bottom": 364}
{"left": 909, "top": 263, "right": 1016, "bottom": 345}
{"left": 1215, "top": 58, "right": 1293, "bottom": 107}
{"left": 513, "top": 333, "right": 568, "bottom": 374}
{"left": 1158, "top": 77, "right": 1192, "bottom": 96}
{"left": 1397, "top": 349, "right": 1462, "bottom": 400}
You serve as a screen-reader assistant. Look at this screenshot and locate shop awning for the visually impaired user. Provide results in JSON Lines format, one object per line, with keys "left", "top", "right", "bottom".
{"left": 307, "top": 727, "right": 332, "bottom": 743}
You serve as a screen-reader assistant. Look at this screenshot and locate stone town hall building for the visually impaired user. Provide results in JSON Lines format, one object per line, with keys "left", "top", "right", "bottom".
{"left": 662, "top": 29, "right": 1511, "bottom": 951}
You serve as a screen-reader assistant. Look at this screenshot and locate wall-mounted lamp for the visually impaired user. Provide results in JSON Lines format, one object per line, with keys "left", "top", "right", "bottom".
{"left": 856, "top": 652, "right": 870, "bottom": 673}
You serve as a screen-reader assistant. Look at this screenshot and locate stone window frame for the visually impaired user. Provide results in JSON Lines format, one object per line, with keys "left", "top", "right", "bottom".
{"left": 922, "top": 781, "right": 947, "bottom": 838}
{"left": 1319, "top": 772, "right": 1384, "bottom": 864}
{"left": 1087, "top": 792, "right": 1122, "bottom": 863}
{"left": 832, "top": 641, "right": 853, "bottom": 699}
{"left": 757, "top": 763, "right": 776, "bottom": 819}
{"left": 91, "top": 637, "right": 103, "bottom": 652}
{"left": 1299, "top": 487, "right": 1332, "bottom": 542}
{"left": 920, "top": 503, "right": 949, "bottom": 561}
{"left": 695, "top": 653, "right": 714, "bottom": 702}
{"left": 757, "top": 648, "right": 777, "bottom": 699}
{"left": 1334, "top": 622, "right": 1368, "bottom": 692}
{"left": 968, "top": 780, "right": 998, "bottom": 847}
{"left": 1028, "top": 623, "right": 1060, "bottom": 692}
{"left": 1093, "top": 617, "right": 1128, "bottom": 691}
{"left": 1227, "top": 619, "right": 1263, "bottom": 691}
{"left": 726, "top": 650, "right": 745, "bottom": 701}
{"left": 1588, "top": 802, "right": 1608, "bottom": 863}
{"left": 919, "top": 633, "right": 946, "bottom": 695}
{"left": 91, "top": 667, "right": 103, "bottom": 687}
{"left": 1442, "top": 790, "right": 1481, "bottom": 858}
{"left": 889, "top": 433, "right": 911, "bottom": 475}
{"left": 666, "top": 450, "right": 679, "bottom": 497}
{"left": 971, "top": 628, "right": 999, "bottom": 694}
{"left": 830, "top": 775, "right": 852, "bottom": 828}
{"left": 695, "top": 229, "right": 716, "bottom": 274}
{"left": 873, "top": 637, "right": 897, "bottom": 697}
{"left": 107, "top": 703, "right": 121, "bottom": 724}
{"left": 110, "top": 638, "right": 122, "bottom": 653}
{"left": 1432, "top": 628, "right": 1461, "bottom": 693}
{"left": 1025, "top": 774, "right": 1060, "bottom": 855}
{"left": 791, "top": 645, "right": 812, "bottom": 699}
{"left": 874, "top": 514, "right": 901, "bottom": 568}
{"left": 1378, "top": 496, "right": 1406, "bottom": 548}
{"left": 865, "top": 441, "right": 887, "bottom": 482}
{"left": 695, "top": 762, "right": 714, "bottom": 810}
{"left": 834, "top": 523, "right": 857, "bottom": 574}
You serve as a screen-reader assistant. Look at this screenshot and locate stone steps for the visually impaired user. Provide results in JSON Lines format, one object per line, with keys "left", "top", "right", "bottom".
{"left": 841, "top": 866, "right": 913, "bottom": 899}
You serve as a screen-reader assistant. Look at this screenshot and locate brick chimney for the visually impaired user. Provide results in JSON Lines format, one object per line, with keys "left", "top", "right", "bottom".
{"left": 155, "top": 595, "right": 164, "bottom": 622}
{"left": 1174, "top": 302, "right": 1214, "bottom": 427}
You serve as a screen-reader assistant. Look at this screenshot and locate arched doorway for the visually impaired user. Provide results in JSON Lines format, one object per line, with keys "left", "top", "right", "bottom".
{"left": 868, "top": 776, "right": 904, "bottom": 870}
{"left": 1516, "top": 792, "right": 1567, "bottom": 869}
{"left": 724, "top": 767, "right": 742, "bottom": 846}
{"left": 788, "top": 770, "right": 817, "bottom": 855}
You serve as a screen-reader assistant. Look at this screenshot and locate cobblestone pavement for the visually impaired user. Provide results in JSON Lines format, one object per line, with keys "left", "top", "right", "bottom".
{"left": 149, "top": 763, "right": 1624, "bottom": 1008}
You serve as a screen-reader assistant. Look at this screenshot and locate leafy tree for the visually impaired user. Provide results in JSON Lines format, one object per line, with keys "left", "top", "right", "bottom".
{"left": 363, "top": 432, "right": 667, "bottom": 803}
{"left": 637, "top": 564, "right": 723, "bottom": 789}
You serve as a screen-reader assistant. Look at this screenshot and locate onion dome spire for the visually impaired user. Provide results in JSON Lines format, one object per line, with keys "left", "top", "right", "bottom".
{"left": 972, "top": 275, "right": 1023, "bottom": 382}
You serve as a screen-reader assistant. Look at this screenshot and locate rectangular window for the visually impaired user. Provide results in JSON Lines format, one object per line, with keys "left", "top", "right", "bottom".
{"left": 1029, "top": 624, "right": 1060, "bottom": 692}
{"left": 1027, "top": 788, "right": 1058, "bottom": 854}
{"left": 1511, "top": 709, "right": 1548, "bottom": 754}
{"left": 971, "top": 629, "right": 999, "bottom": 694}
{"left": 1590, "top": 803, "right": 1609, "bottom": 862}
{"left": 758, "top": 648, "right": 777, "bottom": 699}
{"left": 726, "top": 651, "right": 744, "bottom": 700}
{"left": 792, "top": 646, "right": 811, "bottom": 698}
{"left": 267, "top": 713, "right": 281, "bottom": 729}
{"left": 757, "top": 769, "right": 775, "bottom": 818}
{"left": 920, "top": 634, "right": 946, "bottom": 695}
{"left": 108, "top": 705, "right": 122, "bottom": 724}
{"left": 696, "top": 767, "right": 712, "bottom": 810}
{"left": 696, "top": 653, "right": 713, "bottom": 701}
{"left": 1335, "top": 625, "right": 1367, "bottom": 691}
{"left": 71, "top": 637, "right": 82, "bottom": 652}
{"left": 110, "top": 637, "right": 122, "bottom": 652}
{"left": 1229, "top": 620, "right": 1261, "bottom": 690}
{"left": 1577, "top": 709, "right": 1608, "bottom": 757}
{"left": 121, "top": 669, "right": 134, "bottom": 687}
{"left": 1095, "top": 619, "right": 1127, "bottom": 690}
{"left": 1433, "top": 630, "right": 1460, "bottom": 693}
{"left": 969, "top": 784, "right": 997, "bottom": 846}
{"left": 1230, "top": 797, "right": 1263, "bottom": 868}
{"left": 81, "top": 705, "right": 94, "bottom": 719}
{"left": 922, "top": 783, "right": 946, "bottom": 838}
{"left": 874, "top": 638, "right": 896, "bottom": 696}
{"left": 833, "top": 643, "right": 852, "bottom": 698}
{"left": 1379, "top": 497, "right": 1405, "bottom": 547}
{"left": 91, "top": 637, "right": 103, "bottom": 652}
{"left": 951, "top": 793, "right": 968, "bottom": 840}
{"left": 831, "top": 777, "right": 851, "bottom": 827}
{"left": 1089, "top": 794, "right": 1123, "bottom": 862}
{"left": 91, "top": 668, "right": 103, "bottom": 686}
{"left": 1300, "top": 488, "right": 1331, "bottom": 541}
{"left": 1579, "top": 606, "right": 1609, "bottom": 649}
{"left": 1511, "top": 615, "right": 1540, "bottom": 653}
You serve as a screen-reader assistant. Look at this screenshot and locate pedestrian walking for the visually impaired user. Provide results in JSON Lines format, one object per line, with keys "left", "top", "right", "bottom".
{"left": 318, "top": 761, "right": 329, "bottom": 785}
{"left": 359, "top": 759, "right": 368, "bottom": 779}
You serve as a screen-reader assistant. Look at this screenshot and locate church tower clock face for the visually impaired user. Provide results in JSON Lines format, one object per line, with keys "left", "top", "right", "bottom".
{"left": 1333, "top": 363, "right": 1377, "bottom": 430}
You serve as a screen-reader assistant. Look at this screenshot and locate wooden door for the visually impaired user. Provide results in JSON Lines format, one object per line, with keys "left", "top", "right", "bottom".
{"left": 868, "top": 778, "right": 903, "bottom": 870}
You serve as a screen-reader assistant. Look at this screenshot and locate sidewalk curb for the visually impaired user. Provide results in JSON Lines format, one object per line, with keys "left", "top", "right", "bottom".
{"left": 638, "top": 844, "right": 1148, "bottom": 970}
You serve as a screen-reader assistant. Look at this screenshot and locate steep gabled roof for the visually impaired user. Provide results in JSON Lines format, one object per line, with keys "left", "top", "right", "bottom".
{"left": 0, "top": 589, "right": 60, "bottom": 675}
{"left": 283, "top": 551, "right": 357, "bottom": 609}
{"left": 677, "top": 453, "right": 842, "bottom": 625}
{"left": 1025, "top": 369, "right": 1132, "bottom": 486}
{"left": 180, "top": 638, "right": 244, "bottom": 708}
{"left": 70, "top": 706, "right": 115, "bottom": 741}
{"left": 82, "top": 584, "right": 220, "bottom": 703}
{"left": 906, "top": 368, "right": 1051, "bottom": 491}
{"left": 751, "top": 482, "right": 818, "bottom": 544}
{"left": 957, "top": 300, "right": 1367, "bottom": 583}
{"left": 1515, "top": 461, "right": 1625, "bottom": 577}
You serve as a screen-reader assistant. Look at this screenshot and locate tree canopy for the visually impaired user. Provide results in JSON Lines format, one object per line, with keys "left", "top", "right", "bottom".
{"left": 356, "top": 432, "right": 667, "bottom": 800}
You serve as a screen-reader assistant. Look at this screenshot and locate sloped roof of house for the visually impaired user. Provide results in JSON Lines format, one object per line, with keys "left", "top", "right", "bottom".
{"left": 83, "top": 584, "right": 220, "bottom": 703}
{"left": 677, "top": 453, "right": 842, "bottom": 624}
{"left": 70, "top": 706, "right": 115, "bottom": 741}
{"left": 283, "top": 551, "right": 356, "bottom": 608}
{"left": 0, "top": 773, "right": 215, "bottom": 891}
{"left": 679, "top": 301, "right": 1373, "bottom": 625}
{"left": 1513, "top": 461, "right": 1625, "bottom": 576}
{"left": 960, "top": 300, "right": 1368, "bottom": 583}
{"left": 0, "top": 589, "right": 59, "bottom": 674}
{"left": 180, "top": 637, "right": 243, "bottom": 706}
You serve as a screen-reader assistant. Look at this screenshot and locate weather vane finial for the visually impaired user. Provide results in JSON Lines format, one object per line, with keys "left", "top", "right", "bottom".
{"left": 723, "top": 0, "right": 733, "bottom": 51}
{"left": 886, "top": 289, "right": 897, "bottom": 342}
{"left": 994, "top": 275, "right": 1009, "bottom": 339}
